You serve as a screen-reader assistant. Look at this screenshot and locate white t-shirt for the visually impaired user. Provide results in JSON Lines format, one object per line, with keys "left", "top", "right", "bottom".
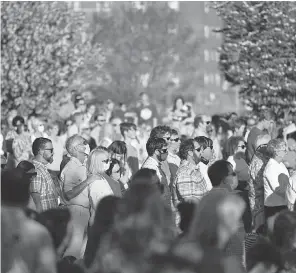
{"left": 263, "top": 158, "right": 290, "bottom": 207}
{"left": 198, "top": 162, "right": 212, "bottom": 191}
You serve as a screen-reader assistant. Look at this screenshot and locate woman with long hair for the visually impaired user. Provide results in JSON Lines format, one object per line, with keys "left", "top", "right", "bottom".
{"left": 90, "top": 183, "right": 174, "bottom": 273}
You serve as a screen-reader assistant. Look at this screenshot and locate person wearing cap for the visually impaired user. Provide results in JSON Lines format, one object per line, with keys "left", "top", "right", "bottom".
{"left": 59, "top": 134, "right": 92, "bottom": 259}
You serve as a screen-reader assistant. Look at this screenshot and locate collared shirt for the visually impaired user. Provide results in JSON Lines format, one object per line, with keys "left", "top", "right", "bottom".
{"left": 172, "top": 160, "right": 208, "bottom": 207}
{"left": 263, "top": 158, "right": 290, "bottom": 207}
{"left": 141, "top": 156, "right": 172, "bottom": 207}
{"left": 167, "top": 152, "right": 181, "bottom": 182}
{"left": 60, "top": 157, "right": 89, "bottom": 207}
{"left": 30, "top": 160, "right": 59, "bottom": 211}
{"left": 198, "top": 161, "right": 212, "bottom": 191}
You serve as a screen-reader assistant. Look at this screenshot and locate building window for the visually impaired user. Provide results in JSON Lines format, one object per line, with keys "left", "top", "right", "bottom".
{"left": 204, "top": 49, "right": 210, "bottom": 62}
{"left": 204, "top": 25, "right": 210, "bottom": 38}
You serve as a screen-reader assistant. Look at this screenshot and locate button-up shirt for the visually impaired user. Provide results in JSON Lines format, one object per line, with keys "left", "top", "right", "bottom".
{"left": 286, "top": 171, "right": 296, "bottom": 211}
{"left": 60, "top": 157, "right": 89, "bottom": 208}
{"left": 30, "top": 160, "right": 59, "bottom": 211}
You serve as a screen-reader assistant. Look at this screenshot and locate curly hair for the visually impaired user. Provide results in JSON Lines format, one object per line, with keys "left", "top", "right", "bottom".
{"left": 179, "top": 139, "right": 195, "bottom": 160}
{"left": 150, "top": 125, "right": 171, "bottom": 139}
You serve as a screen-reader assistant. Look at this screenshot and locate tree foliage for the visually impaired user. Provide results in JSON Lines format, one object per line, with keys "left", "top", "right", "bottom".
{"left": 90, "top": 2, "right": 203, "bottom": 106}
{"left": 1, "top": 1, "right": 101, "bottom": 118}
{"left": 212, "top": 1, "right": 296, "bottom": 114}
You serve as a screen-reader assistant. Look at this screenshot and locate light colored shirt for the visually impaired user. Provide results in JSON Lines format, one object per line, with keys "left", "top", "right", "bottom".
{"left": 47, "top": 136, "right": 65, "bottom": 171}
{"left": 263, "top": 158, "right": 289, "bottom": 207}
{"left": 60, "top": 157, "right": 89, "bottom": 207}
{"left": 198, "top": 162, "right": 212, "bottom": 191}
{"left": 286, "top": 171, "right": 296, "bottom": 210}
{"left": 167, "top": 152, "right": 181, "bottom": 167}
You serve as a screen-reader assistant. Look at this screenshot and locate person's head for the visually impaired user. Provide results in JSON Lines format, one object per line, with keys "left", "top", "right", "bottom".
{"left": 266, "top": 139, "right": 288, "bottom": 162}
{"left": 1, "top": 168, "right": 31, "bottom": 207}
{"left": 146, "top": 137, "right": 168, "bottom": 162}
{"left": 72, "top": 112, "right": 84, "bottom": 125}
{"left": 168, "top": 129, "right": 181, "bottom": 154}
{"left": 119, "top": 103, "right": 127, "bottom": 112}
{"left": 111, "top": 117, "right": 123, "bottom": 135}
{"left": 32, "top": 137, "right": 54, "bottom": 164}
{"left": 255, "top": 134, "right": 272, "bottom": 150}
{"left": 106, "top": 99, "right": 114, "bottom": 111}
{"left": 81, "top": 127, "right": 92, "bottom": 140}
{"left": 150, "top": 125, "right": 171, "bottom": 142}
{"left": 47, "top": 122, "right": 60, "bottom": 137}
{"left": 208, "top": 160, "right": 238, "bottom": 190}
{"left": 87, "top": 148, "right": 110, "bottom": 175}
{"left": 140, "top": 92, "right": 150, "bottom": 104}
{"left": 233, "top": 117, "right": 247, "bottom": 136}
{"left": 75, "top": 96, "right": 86, "bottom": 112}
{"left": 130, "top": 168, "right": 163, "bottom": 194}
{"left": 12, "top": 115, "right": 25, "bottom": 134}
{"left": 258, "top": 109, "right": 275, "bottom": 131}
{"left": 272, "top": 210, "right": 296, "bottom": 251}
{"left": 108, "top": 141, "right": 127, "bottom": 165}
{"left": 95, "top": 113, "right": 107, "bottom": 126}
{"left": 88, "top": 104, "right": 96, "bottom": 115}
{"left": 224, "top": 136, "right": 246, "bottom": 158}
{"left": 179, "top": 139, "right": 199, "bottom": 164}
{"left": 106, "top": 158, "right": 121, "bottom": 181}
{"left": 206, "top": 124, "right": 216, "bottom": 138}
{"left": 187, "top": 190, "right": 245, "bottom": 249}
{"left": 173, "top": 96, "right": 185, "bottom": 111}
{"left": 37, "top": 207, "right": 72, "bottom": 255}
{"left": 31, "top": 117, "right": 46, "bottom": 133}
{"left": 194, "top": 136, "right": 213, "bottom": 162}
{"left": 65, "top": 135, "right": 90, "bottom": 162}
{"left": 120, "top": 122, "right": 137, "bottom": 140}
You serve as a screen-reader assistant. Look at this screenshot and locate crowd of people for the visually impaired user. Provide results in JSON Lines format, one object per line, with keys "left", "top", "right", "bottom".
{"left": 1, "top": 91, "right": 296, "bottom": 273}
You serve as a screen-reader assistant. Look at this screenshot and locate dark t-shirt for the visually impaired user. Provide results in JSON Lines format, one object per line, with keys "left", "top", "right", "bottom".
{"left": 136, "top": 103, "right": 158, "bottom": 127}
{"left": 247, "top": 127, "right": 263, "bottom": 164}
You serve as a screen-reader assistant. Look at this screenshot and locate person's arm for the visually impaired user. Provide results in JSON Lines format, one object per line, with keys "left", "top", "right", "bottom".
{"left": 31, "top": 193, "right": 42, "bottom": 212}
{"left": 30, "top": 173, "right": 43, "bottom": 212}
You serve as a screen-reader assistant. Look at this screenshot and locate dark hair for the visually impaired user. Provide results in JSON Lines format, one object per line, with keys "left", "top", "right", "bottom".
{"left": 106, "top": 158, "right": 121, "bottom": 177}
{"left": 84, "top": 196, "right": 120, "bottom": 268}
{"left": 224, "top": 136, "right": 245, "bottom": 158}
{"left": 1, "top": 168, "right": 31, "bottom": 206}
{"left": 179, "top": 139, "right": 195, "bottom": 160}
{"left": 172, "top": 96, "right": 185, "bottom": 112}
{"left": 246, "top": 238, "right": 282, "bottom": 272}
{"left": 193, "top": 116, "right": 202, "bottom": 129}
{"left": 130, "top": 168, "right": 164, "bottom": 194}
{"left": 150, "top": 125, "right": 171, "bottom": 139}
{"left": 17, "top": 160, "right": 35, "bottom": 172}
{"left": 120, "top": 122, "right": 137, "bottom": 137}
{"left": 194, "top": 136, "right": 208, "bottom": 150}
{"left": 12, "top": 116, "right": 25, "bottom": 127}
{"left": 57, "top": 257, "right": 84, "bottom": 273}
{"left": 32, "top": 137, "right": 52, "bottom": 156}
{"left": 207, "top": 160, "right": 233, "bottom": 187}
{"left": 37, "top": 207, "right": 71, "bottom": 250}
{"left": 258, "top": 109, "right": 275, "bottom": 122}
{"left": 108, "top": 141, "right": 127, "bottom": 163}
{"left": 272, "top": 210, "right": 296, "bottom": 251}
{"left": 146, "top": 137, "right": 167, "bottom": 157}
{"left": 171, "top": 129, "right": 178, "bottom": 136}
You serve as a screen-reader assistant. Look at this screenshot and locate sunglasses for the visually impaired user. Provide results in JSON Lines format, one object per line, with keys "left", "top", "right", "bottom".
{"left": 238, "top": 145, "right": 246, "bottom": 149}
{"left": 159, "top": 148, "right": 168, "bottom": 154}
{"left": 170, "top": 138, "right": 180, "bottom": 142}
{"left": 195, "top": 147, "right": 201, "bottom": 152}
{"left": 44, "top": 148, "right": 54, "bottom": 153}
{"left": 163, "top": 137, "right": 171, "bottom": 141}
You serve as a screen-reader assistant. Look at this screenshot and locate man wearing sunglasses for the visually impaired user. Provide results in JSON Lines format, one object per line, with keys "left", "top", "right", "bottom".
{"left": 141, "top": 137, "right": 171, "bottom": 208}
{"left": 167, "top": 129, "right": 181, "bottom": 180}
{"left": 172, "top": 138, "right": 208, "bottom": 226}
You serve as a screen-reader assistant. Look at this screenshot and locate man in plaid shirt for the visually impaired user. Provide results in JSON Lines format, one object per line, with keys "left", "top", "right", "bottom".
{"left": 172, "top": 138, "right": 208, "bottom": 225}
{"left": 30, "top": 137, "right": 59, "bottom": 212}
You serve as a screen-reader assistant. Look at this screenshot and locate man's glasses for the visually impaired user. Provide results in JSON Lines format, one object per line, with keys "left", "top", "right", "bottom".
{"left": 238, "top": 145, "right": 246, "bottom": 149}
{"left": 112, "top": 123, "right": 120, "bottom": 127}
{"left": 159, "top": 148, "right": 168, "bottom": 154}
{"left": 195, "top": 147, "right": 201, "bottom": 152}
{"left": 44, "top": 148, "right": 54, "bottom": 153}
{"left": 163, "top": 137, "right": 171, "bottom": 142}
{"left": 170, "top": 138, "right": 180, "bottom": 142}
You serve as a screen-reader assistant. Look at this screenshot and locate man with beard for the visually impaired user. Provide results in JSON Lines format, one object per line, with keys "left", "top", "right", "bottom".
{"left": 172, "top": 139, "right": 208, "bottom": 226}
{"left": 167, "top": 129, "right": 181, "bottom": 181}
{"left": 30, "top": 137, "right": 59, "bottom": 212}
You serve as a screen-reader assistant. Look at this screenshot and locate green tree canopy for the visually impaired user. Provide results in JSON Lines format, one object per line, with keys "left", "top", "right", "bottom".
{"left": 90, "top": 2, "right": 203, "bottom": 107}
{"left": 212, "top": 1, "right": 296, "bottom": 115}
{"left": 1, "top": 1, "right": 100, "bottom": 118}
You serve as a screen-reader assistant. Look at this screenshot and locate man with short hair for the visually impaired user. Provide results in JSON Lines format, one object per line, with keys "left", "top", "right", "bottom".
{"left": 30, "top": 137, "right": 59, "bottom": 212}
{"left": 120, "top": 122, "right": 139, "bottom": 175}
{"left": 247, "top": 110, "right": 274, "bottom": 163}
{"left": 60, "top": 134, "right": 92, "bottom": 259}
{"left": 172, "top": 139, "right": 208, "bottom": 223}
{"left": 167, "top": 129, "right": 181, "bottom": 180}
{"left": 141, "top": 137, "right": 171, "bottom": 207}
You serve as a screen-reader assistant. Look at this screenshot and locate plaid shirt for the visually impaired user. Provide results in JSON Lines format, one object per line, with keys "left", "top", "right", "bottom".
{"left": 172, "top": 160, "right": 208, "bottom": 207}
{"left": 30, "top": 160, "right": 59, "bottom": 211}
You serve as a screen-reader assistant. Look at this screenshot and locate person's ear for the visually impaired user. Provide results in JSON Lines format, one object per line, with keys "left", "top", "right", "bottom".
{"left": 188, "top": 150, "right": 193, "bottom": 157}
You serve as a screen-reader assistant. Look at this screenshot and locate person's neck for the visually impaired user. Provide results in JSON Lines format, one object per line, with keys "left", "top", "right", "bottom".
{"left": 168, "top": 148, "right": 177, "bottom": 155}
{"left": 34, "top": 155, "right": 48, "bottom": 165}
{"left": 151, "top": 154, "right": 160, "bottom": 163}
{"left": 186, "top": 156, "right": 196, "bottom": 165}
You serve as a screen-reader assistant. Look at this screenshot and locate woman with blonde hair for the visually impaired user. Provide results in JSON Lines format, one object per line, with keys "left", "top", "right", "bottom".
{"left": 86, "top": 148, "right": 114, "bottom": 221}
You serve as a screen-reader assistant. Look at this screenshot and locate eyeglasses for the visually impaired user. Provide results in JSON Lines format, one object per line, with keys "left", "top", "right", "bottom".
{"left": 238, "top": 145, "right": 246, "bottom": 149}
{"left": 170, "top": 138, "right": 180, "bottom": 142}
{"left": 112, "top": 123, "right": 120, "bottom": 127}
{"left": 98, "top": 119, "right": 106, "bottom": 123}
{"left": 44, "top": 148, "right": 54, "bottom": 153}
{"left": 159, "top": 148, "right": 168, "bottom": 154}
{"left": 163, "top": 137, "right": 171, "bottom": 142}
{"left": 195, "top": 147, "right": 201, "bottom": 152}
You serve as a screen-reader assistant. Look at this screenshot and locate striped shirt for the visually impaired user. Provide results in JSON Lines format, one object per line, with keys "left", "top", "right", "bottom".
{"left": 30, "top": 160, "right": 59, "bottom": 211}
